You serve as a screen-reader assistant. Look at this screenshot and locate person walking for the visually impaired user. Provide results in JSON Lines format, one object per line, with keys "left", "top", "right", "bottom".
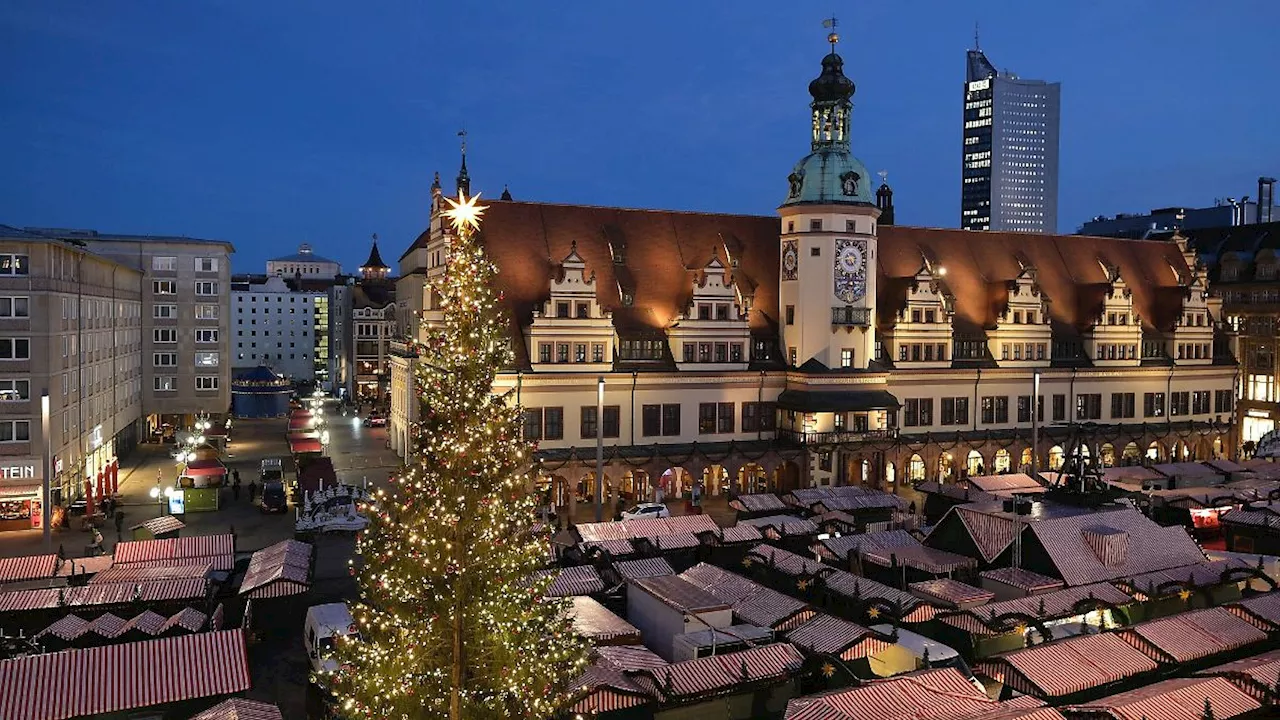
{"left": 114, "top": 509, "right": 125, "bottom": 536}
{"left": 248, "top": 479, "right": 258, "bottom": 503}
{"left": 232, "top": 473, "right": 241, "bottom": 501}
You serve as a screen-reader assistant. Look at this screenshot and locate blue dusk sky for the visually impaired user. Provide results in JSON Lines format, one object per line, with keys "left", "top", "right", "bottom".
{"left": 1, "top": 1, "right": 1276, "bottom": 273}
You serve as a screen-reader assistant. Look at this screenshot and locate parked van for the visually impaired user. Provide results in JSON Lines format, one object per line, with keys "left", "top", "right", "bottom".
{"left": 261, "top": 458, "right": 284, "bottom": 483}
{"left": 304, "top": 603, "right": 359, "bottom": 677}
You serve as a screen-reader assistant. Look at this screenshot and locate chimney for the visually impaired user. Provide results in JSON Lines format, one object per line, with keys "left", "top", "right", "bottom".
{"left": 1259, "top": 177, "right": 1276, "bottom": 224}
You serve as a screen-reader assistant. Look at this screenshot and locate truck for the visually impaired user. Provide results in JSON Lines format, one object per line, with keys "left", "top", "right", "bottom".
{"left": 261, "top": 458, "right": 284, "bottom": 484}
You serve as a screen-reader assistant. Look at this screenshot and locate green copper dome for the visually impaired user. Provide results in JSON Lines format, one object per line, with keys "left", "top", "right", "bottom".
{"left": 780, "top": 46, "right": 873, "bottom": 208}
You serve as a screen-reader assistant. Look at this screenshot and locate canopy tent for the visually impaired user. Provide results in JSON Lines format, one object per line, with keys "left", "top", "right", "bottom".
{"left": 182, "top": 460, "right": 227, "bottom": 478}
{"left": 287, "top": 417, "right": 315, "bottom": 431}
{"left": 289, "top": 438, "right": 323, "bottom": 455}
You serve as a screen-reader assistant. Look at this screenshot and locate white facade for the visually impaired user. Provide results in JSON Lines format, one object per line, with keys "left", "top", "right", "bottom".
{"left": 232, "top": 275, "right": 324, "bottom": 382}
{"left": 266, "top": 244, "right": 340, "bottom": 279}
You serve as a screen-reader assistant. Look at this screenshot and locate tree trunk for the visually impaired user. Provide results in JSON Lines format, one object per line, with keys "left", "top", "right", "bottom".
{"left": 451, "top": 530, "right": 465, "bottom": 719}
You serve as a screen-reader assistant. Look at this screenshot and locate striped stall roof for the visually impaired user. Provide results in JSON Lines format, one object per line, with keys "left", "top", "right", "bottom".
{"left": 1220, "top": 504, "right": 1280, "bottom": 529}
{"left": 738, "top": 515, "right": 820, "bottom": 537}
{"left": 123, "top": 610, "right": 168, "bottom": 636}
{"left": 0, "top": 578, "right": 208, "bottom": 613}
{"left": 0, "top": 554, "right": 58, "bottom": 583}
{"left": 163, "top": 607, "right": 208, "bottom": 633}
{"left": 537, "top": 565, "right": 605, "bottom": 597}
{"left": 949, "top": 506, "right": 1018, "bottom": 563}
{"left": 861, "top": 543, "right": 976, "bottom": 575}
{"left": 784, "top": 667, "right": 1063, "bottom": 720}
{"left": 1197, "top": 649, "right": 1280, "bottom": 700}
{"left": 570, "top": 645, "right": 666, "bottom": 714}
{"left": 33, "top": 615, "right": 90, "bottom": 642}
{"left": 908, "top": 578, "right": 994, "bottom": 607}
{"left": 965, "top": 473, "right": 1046, "bottom": 494}
{"left": 113, "top": 534, "right": 235, "bottom": 567}
{"left": 662, "top": 514, "right": 719, "bottom": 535}
{"left": 914, "top": 482, "right": 998, "bottom": 504}
{"left": 1119, "top": 558, "right": 1252, "bottom": 598}
{"left": 655, "top": 532, "right": 701, "bottom": 550}
{"left": 87, "top": 613, "right": 128, "bottom": 639}
{"left": 210, "top": 603, "right": 225, "bottom": 631}
{"left": 939, "top": 582, "right": 1133, "bottom": 636}
{"left": 680, "top": 563, "right": 814, "bottom": 629}
{"left": 568, "top": 596, "right": 641, "bottom": 643}
{"left": 38, "top": 607, "right": 209, "bottom": 644}
{"left": 611, "top": 557, "right": 675, "bottom": 581}
{"left": 0, "top": 631, "right": 250, "bottom": 720}
{"left": 575, "top": 514, "right": 719, "bottom": 544}
{"left": 787, "top": 486, "right": 901, "bottom": 508}
{"left": 977, "top": 632, "right": 1159, "bottom": 698}
{"left": 190, "top": 698, "right": 284, "bottom": 720}
{"left": 1228, "top": 591, "right": 1280, "bottom": 630}
{"left": 746, "top": 544, "right": 826, "bottom": 578}
{"left": 595, "top": 644, "right": 668, "bottom": 671}
{"left": 784, "top": 614, "right": 889, "bottom": 660}
{"left": 719, "top": 524, "right": 764, "bottom": 544}
{"left": 730, "top": 494, "right": 788, "bottom": 513}
{"left": 1119, "top": 606, "right": 1267, "bottom": 663}
{"left": 1062, "top": 676, "right": 1259, "bottom": 720}
{"left": 624, "top": 517, "right": 669, "bottom": 538}
{"left": 581, "top": 538, "right": 638, "bottom": 558}
{"left": 821, "top": 569, "right": 932, "bottom": 622}
{"left": 240, "top": 540, "right": 313, "bottom": 599}
{"left": 979, "top": 567, "right": 1065, "bottom": 593}
{"left": 1026, "top": 508, "right": 1208, "bottom": 587}
{"left": 814, "top": 494, "right": 907, "bottom": 513}
{"left": 632, "top": 643, "right": 804, "bottom": 701}
{"left": 90, "top": 563, "right": 211, "bottom": 585}
{"left": 128, "top": 516, "right": 185, "bottom": 536}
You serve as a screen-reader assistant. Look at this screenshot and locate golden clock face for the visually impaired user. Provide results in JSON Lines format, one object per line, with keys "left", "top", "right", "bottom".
{"left": 838, "top": 244, "right": 863, "bottom": 273}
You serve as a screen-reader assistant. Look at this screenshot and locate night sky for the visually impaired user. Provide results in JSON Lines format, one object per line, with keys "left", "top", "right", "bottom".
{"left": 2, "top": 1, "right": 1276, "bottom": 273}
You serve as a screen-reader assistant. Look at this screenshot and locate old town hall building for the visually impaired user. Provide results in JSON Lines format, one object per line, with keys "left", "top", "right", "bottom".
{"left": 390, "top": 38, "right": 1238, "bottom": 514}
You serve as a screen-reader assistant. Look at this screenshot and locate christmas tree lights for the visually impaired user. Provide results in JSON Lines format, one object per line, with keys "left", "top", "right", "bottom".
{"left": 331, "top": 191, "right": 590, "bottom": 719}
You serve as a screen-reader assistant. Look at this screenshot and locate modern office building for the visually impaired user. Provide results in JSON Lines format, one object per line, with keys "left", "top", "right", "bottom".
{"left": 0, "top": 226, "right": 144, "bottom": 521}
{"left": 390, "top": 36, "right": 1236, "bottom": 517}
{"left": 67, "top": 231, "right": 235, "bottom": 435}
{"left": 961, "top": 46, "right": 1061, "bottom": 233}
{"left": 1079, "top": 176, "right": 1276, "bottom": 238}
{"left": 230, "top": 275, "right": 326, "bottom": 383}
{"left": 266, "top": 243, "right": 341, "bottom": 280}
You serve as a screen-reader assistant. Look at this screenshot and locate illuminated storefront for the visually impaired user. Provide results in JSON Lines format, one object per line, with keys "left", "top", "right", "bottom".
{"left": 0, "top": 460, "right": 45, "bottom": 531}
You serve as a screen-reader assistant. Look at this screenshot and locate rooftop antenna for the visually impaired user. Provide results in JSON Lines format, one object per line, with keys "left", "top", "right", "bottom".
{"left": 457, "top": 128, "right": 467, "bottom": 160}
{"left": 974, "top": 21, "right": 980, "bottom": 50}
{"left": 822, "top": 16, "right": 839, "bottom": 51}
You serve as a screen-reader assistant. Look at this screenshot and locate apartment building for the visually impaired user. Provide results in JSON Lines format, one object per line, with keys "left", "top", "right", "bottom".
{"left": 231, "top": 275, "right": 326, "bottom": 383}
{"left": 0, "top": 226, "right": 143, "bottom": 524}
{"left": 74, "top": 231, "right": 235, "bottom": 434}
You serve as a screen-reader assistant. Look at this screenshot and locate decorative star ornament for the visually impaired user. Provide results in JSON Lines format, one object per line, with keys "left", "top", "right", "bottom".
{"left": 797, "top": 579, "right": 810, "bottom": 591}
{"left": 1013, "top": 623, "right": 1028, "bottom": 636}
{"left": 820, "top": 662, "right": 836, "bottom": 678}
{"left": 866, "top": 606, "right": 882, "bottom": 619}
{"left": 741, "top": 557, "right": 753, "bottom": 568}
{"left": 443, "top": 191, "right": 488, "bottom": 235}
{"left": 1178, "top": 589, "right": 1192, "bottom": 601}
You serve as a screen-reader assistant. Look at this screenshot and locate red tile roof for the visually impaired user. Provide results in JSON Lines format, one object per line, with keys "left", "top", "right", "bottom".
{"left": 1119, "top": 606, "right": 1267, "bottom": 663}
{"left": 1062, "top": 676, "right": 1259, "bottom": 720}
{"left": 977, "top": 632, "right": 1159, "bottom": 698}
{"left": 783, "top": 667, "right": 1063, "bottom": 720}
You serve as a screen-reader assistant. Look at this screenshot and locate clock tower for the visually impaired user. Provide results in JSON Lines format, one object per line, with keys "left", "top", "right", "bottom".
{"left": 778, "top": 25, "right": 881, "bottom": 371}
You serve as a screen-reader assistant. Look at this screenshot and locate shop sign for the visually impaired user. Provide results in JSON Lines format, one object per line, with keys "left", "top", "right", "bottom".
{"left": 1248, "top": 409, "right": 1272, "bottom": 419}
{"left": 89, "top": 425, "right": 104, "bottom": 450}
{"left": 1, "top": 465, "right": 36, "bottom": 480}
{"left": 168, "top": 490, "right": 186, "bottom": 515}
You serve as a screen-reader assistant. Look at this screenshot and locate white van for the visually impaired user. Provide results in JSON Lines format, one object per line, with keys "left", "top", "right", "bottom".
{"left": 304, "top": 603, "right": 359, "bottom": 677}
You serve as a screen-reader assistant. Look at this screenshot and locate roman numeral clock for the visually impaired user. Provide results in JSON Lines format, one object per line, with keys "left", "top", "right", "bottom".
{"left": 834, "top": 238, "right": 868, "bottom": 302}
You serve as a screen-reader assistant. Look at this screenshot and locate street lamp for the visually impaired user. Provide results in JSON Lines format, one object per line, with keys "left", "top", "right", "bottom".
{"left": 595, "top": 376, "right": 605, "bottom": 523}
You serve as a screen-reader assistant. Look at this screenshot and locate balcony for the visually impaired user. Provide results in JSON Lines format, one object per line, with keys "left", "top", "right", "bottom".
{"left": 776, "top": 427, "right": 898, "bottom": 445}
{"left": 832, "top": 307, "right": 871, "bottom": 327}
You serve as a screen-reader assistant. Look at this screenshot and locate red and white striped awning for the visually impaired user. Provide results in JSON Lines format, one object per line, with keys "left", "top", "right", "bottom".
{"left": 976, "top": 632, "right": 1159, "bottom": 698}
{"left": 611, "top": 557, "right": 675, "bottom": 581}
{"left": 0, "top": 553, "right": 58, "bottom": 584}
{"left": 182, "top": 459, "right": 227, "bottom": 478}
{"left": 114, "top": 534, "right": 235, "bottom": 570}
{"left": 240, "top": 540, "right": 313, "bottom": 599}
{"left": 1120, "top": 606, "right": 1267, "bottom": 663}
{"left": 1063, "top": 675, "right": 1259, "bottom": 720}
{"left": 190, "top": 698, "right": 284, "bottom": 720}
{"left": 90, "top": 562, "right": 211, "bottom": 585}
{"left": 0, "top": 578, "right": 207, "bottom": 613}
{"left": 0, "top": 629, "right": 251, "bottom": 720}
{"left": 538, "top": 565, "right": 605, "bottom": 597}
{"left": 129, "top": 515, "right": 186, "bottom": 536}
{"left": 162, "top": 607, "right": 208, "bottom": 633}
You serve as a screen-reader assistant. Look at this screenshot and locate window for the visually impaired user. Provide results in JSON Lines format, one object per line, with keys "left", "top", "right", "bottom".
{"left": 0, "top": 420, "right": 30, "bottom": 442}
{"left": 574, "top": 344, "right": 587, "bottom": 363}
{"left": 196, "top": 329, "right": 218, "bottom": 343}
{"left": 154, "top": 305, "right": 177, "bottom": 319}
{"left": 1215, "top": 389, "right": 1234, "bottom": 414}
{"left": 904, "top": 398, "right": 933, "bottom": 427}
{"left": 699, "top": 403, "right": 717, "bottom": 434}
{"left": 538, "top": 343, "right": 551, "bottom": 364}
{"left": 0, "top": 297, "right": 29, "bottom": 318}
{"left": 1192, "top": 391, "right": 1211, "bottom": 415}
{"left": 523, "top": 409, "right": 543, "bottom": 440}
{"left": 154, "top": 328, "right": 177, "bottom": 343}
{"left": 941, "top": 397, "right": 969, "bottom": 426}
{"left": 543, "top": 407, "right": 563, "bottom": 440}
{"left": 195, "top": 352, "right": 219, "bottom": 367}
{"left": 840, "top": 348, "right": 854, "bottom": 368}
{"left": 683, "top": 343, "right": 695, "bottom": 363}
{"left": 718, "top": 402, "right": 735, "bottom": 433}
{"left": 1017, "top": 395, "right": 1033, "bottom": 423}
{"left": 714, "top": 343, "right": 727, "bottom": 363}
{"left": 698, "top": 304, "right": 711, "bottom": 320}
{"left": 152, "top": 256, "right": 177, "bottom": 271}
{"left": 0, "top": 338, "right": 30, "bottom": 360}
{"left": 981, "top": 396, "right": 1009, "bottom": 424}
{"left": 575, "top": 302, "right": 589, "bottom": 319}
{"left": 1052, "top": 394, "right": 1066, "bottom": 422}
{"left": 642, "top": 404, "right": 662, "bottom": 437}
{"left": 834, "top": 412, "right": 846, "bottom": 431}
{"left": 1076, "top": 393, "right": 1102, "bottom": 420}
{"left": 715, "top": 304, "right": 730, "bottom": 320}
{"left": 742, "top": 402, "right": 776, "bottom": 432}
{"left": 196, "top": 257, "right": 219, "bottom": 272}
{"left": 661, "top": 404, "right": 681, "bottom": 436}
{"left": 555, "top": 302, "right": 569, "bottom": 318}
{"left": 0, "top": 379, "right": 30, "bottom": 401}
{"left": 785, "top": 305, "right": 795, "bottom": 325}
{"left": 580, "top": 406, "right": 621, "bottom": 439}
{"left": 698, "top": 343, "right": 711, "bottom": 363}
{"left": 592, "top": 343, "right": 605, "bottom": 363}
{"left": 196, "top": 376, "right": 219, "bottom": 391}
{"left": 1144, "top": 392, "right": 1165, "bottom": 418}
{"left": 1170, "top": 391, "right": 1190, "bottom": 417}
{"left": 556, "top": 343, "right": 569, "bottom": 363}
{"left": 1110, "top": 392, "right": 1135, "bottom": 419}
{"left": 0, "top": 254, "right": 29, "bottom": 275}
{"left": 195, "top": 281, "right": 218, "bottom": 296}
{"left": 154, "top": 376, "right": 177, "bottom": 391}
{"left": 153, "top": 353, "right": 177, "bottom": 367}
{"left": 152, "top": 280, "right": 177, "bottom": 295}
{"left": 810, "top": 219, "right": 822, "bottom": 231}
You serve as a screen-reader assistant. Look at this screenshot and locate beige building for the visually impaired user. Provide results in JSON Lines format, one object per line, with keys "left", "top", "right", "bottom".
{"left": 390, "top": 41, "right": 1238, "bottom": 513}
{"left": 78, "top": 231, "right": 235, "bottom": 434}
{"left": 0, "top": 226, "right": 143, "bottom": 522}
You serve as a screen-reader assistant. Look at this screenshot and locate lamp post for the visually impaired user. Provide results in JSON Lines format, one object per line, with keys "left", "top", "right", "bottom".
{"left": 1031, "top": 370, "right": 1041, "bottom": 475}
{"left": 595, "top": 376, "right": 605, "bottom": 523}
{"left": 40, "top": 390, "right": 51, "bottom": 552}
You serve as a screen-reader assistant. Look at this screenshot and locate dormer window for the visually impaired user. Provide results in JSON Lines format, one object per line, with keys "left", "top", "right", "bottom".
{"left": 1027, "top": 310, "right": 1036, "bottom": 324}
{"left": 911, "top": 309, "right": 921, "bottom": 323}
{"left": 698, "top": 304, "right": 711, "bottom": 320}
{"left": 1013, "top": 311, "right": 1022, "bottom": 324}
{"left": 925, "top": 310, "right": 936, "bottom": 323}
{"left": 575, "top": 302, "right": 589, "bottom": 319}
{"left": 715, "top": 303, "right": 730, "bottom": 320}
{"left": 556, "top": 302, "right": 570, "bottom": 318}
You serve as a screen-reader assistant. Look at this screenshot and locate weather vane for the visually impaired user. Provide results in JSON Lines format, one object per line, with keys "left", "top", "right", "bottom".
{"left": 878, "top": 170, "right": 888, "bottom": 186}
{"left": 457, "top": 128, "right": 467, "bottom": 158}
{"left": 822, "top": 16, "right": 839, "bottom": 50}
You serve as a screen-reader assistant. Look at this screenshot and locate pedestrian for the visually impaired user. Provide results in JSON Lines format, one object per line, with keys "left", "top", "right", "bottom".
{"left": 248, "top": 480, "right": 258, "bottom": 503}
{"left": 233, "top": 469, "right": 241, "bottom": 485}
{"left": 114, "top": 509, "right": 125, "bottom": 535}
{"left": 908, "top": 500, "right": 917, "bottom": 516}
{"left": 232, "top": 474, "right": 241, "bottom": 501}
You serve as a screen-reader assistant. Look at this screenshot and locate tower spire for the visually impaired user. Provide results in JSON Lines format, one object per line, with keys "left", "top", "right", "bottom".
{"left": 974, "top": 21, "right": 980, "bottom": 50}
{"left": 823, "top": 16, "right": 839, "bottom": 52}
{"left": 455, "top": 129, "right": 471, "bottom": 197}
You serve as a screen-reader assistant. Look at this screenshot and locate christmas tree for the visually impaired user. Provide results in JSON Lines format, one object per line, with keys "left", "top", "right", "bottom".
{"left": 331, "top": 192, "right": 590, "bottom": 719}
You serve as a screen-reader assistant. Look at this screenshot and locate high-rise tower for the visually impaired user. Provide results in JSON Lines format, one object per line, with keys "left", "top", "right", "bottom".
{"left": 961, "top": 45, "right": 1060, "bottom": 233}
